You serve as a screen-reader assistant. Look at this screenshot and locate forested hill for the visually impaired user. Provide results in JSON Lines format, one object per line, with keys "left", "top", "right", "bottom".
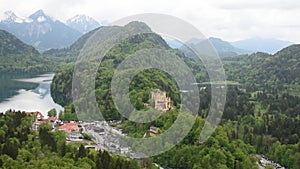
{"left": 224, "top": 44, "right": 300, "bottom": 85}
{"left": 0, "top": 29, "right": 39, "bottom": 56}
{"left": 50, "top": 22, "right": 300, "bottom": 168}
{"left": 43, "top": 27, "right": 101, "bottom": 62}
{"left": 0, "top": 29, "right": 53, "bottom": 73}
{"left": 51, "top": 21, "right": 180, "bottom": 120}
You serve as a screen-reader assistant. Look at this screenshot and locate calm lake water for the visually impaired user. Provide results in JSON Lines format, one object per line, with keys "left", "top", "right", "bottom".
{"left": 0, "top": 73, "right": 63, "bottom": 116}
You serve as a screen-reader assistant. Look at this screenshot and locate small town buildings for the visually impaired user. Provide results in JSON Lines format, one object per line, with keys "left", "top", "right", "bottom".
{"left": 59, "top": 122, "right": 83, "bottom": 141}
{"left": 26, "top": 111, "right": 46, "bottom": 130}
{"left": 27, "top": 111, "right": 87, "bottom": 142}
{"left": 120, "top": 147, "right": 130, "bottom": 154}
{"left": 26, "top": 111, "right": 44, "bottom": 121}
{"left": 27, "top": 111, "right": 60, "bottom": 130}
{"left": 46, "top": 116, "right": 57, "bottom": 123}
{"left": 93, "top": 126, "right": 105, "bottom": 135}
{"left": 259, "top": 155, "right": 286, "bottom": 169}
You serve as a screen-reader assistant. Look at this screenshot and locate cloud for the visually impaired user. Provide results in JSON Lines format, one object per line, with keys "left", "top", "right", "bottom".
{"left": 0, "top": 0, "right": 299, "bottom": 42}
{"left": 215, "top": 0, "right": 300, "bottom": 10}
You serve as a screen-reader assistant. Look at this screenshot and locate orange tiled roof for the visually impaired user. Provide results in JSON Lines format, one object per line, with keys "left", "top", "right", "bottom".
{"left": 26, "top": 111, "right": 45, "bottom": 120}
{"left": 59, "top": 122, "right": 79, "bottom": 133}
{"left": 46, "top": 117, "right": 57, "bottom": 122}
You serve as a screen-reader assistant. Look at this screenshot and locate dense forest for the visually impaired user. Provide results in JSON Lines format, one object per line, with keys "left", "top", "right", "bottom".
{"left": 50, "top": 22, "right": 300, "bottom": 168}
{"left": 0, "top": 28, "right": 76, "bottom": 74}
{"left": 0, "top": 29, "right": 54, "bottom": 73}
{"left": 51, "top": 24, "right": 182, "bottom": 121}
{"left": 0, "top": 110, "right": 141, "bottom": 169}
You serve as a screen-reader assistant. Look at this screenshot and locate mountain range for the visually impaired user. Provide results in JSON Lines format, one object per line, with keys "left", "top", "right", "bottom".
{"left": 43, "top": 27, "right": 101, "bottom": 62}
{"left": 231, "top": 38, "right": 293, "bottom": 54}
{"left": 165, "top": 37, "right": 248, "bottom": 58}
{"left": 0, "top": 9, "right": 295, "bottom": 57}
{"left": 166, "top": 37, "right": 294, "bottom": 57}
{"left": 184, "top": 37, "right": 251, "bottom": 58}
{"left": 0, "top": 10, "right": 101, "bottom": 51}
{"left": 224, "top": 44, "right": 300, "bottom": 85}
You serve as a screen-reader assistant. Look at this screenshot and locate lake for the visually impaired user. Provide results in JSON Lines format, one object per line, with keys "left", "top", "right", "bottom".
{"left": 0, "top": 73, "right": 63, "bottom": 116}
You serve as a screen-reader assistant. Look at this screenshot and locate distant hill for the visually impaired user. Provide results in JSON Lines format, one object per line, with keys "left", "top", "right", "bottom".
{"left": 164, "top": 37, "right": 184, "bottom": 49}
{"left": 179, "top": 37, "right": 250, "bottom": 58}
{"left": 43, "top": 27, "right": 101, "bottom": 62}
{"left": 0, "top": 10, "right": 82, "bottom": 51}
{"left": 231, "top": 38, "right": 293, "bottom": 54}
{"left": 208, "top": 37, "right": 251, "bottom": 57}
{"left": 66, "top": 15, "right": 101, "bottom": 34}
{"left": 224, "top": 44, "right": 300, "bottom": 85}
{"left": 0, "top": 29, "right": 52, "bottom": 73}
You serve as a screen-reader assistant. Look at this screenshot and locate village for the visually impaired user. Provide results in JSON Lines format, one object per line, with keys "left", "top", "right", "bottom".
{"left": 27, "top": 90, "right": 172, "bottom": 158}
{"left": 27, "top": 111, "right": 135, "bottom": 156}
{"left": 19, "top": 88, "right": 287, "bottom": 169}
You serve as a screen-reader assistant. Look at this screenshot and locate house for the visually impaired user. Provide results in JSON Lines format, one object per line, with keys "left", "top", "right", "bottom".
{"left": 120, "top": 147, "right": 130, "bottom": 154}
{"left": 59, "top": 122, "right": 83, "bottom": 141}
{"left": 59, "top": 122, "right": 79, "bottom": 133}
{"left": 44, "top": 117, "right": 59, "bottom": 129}
{"left": 149, "top": 126, "right": 160, "bottom": 137}
{"left": 26, "top": 111, "right": 45, "bottom": 121}
{"left": 151, "top": 90, "right": 172, "bottom": 111}
{"left": 32, "top": 119, "right": 56, "bottom": 131}
{"left": 46, "top": 116, "right": 58, "bottom": 123}
{"left": 26, "top": 111, "right": 46, "bottom": 130}
{"left": 93, "top": 126, "right": 105, "bottom": 135}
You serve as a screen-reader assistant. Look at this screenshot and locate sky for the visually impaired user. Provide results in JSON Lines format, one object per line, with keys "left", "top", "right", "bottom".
{"left": 0, "top": 0, "right": 299, "bottom": 42}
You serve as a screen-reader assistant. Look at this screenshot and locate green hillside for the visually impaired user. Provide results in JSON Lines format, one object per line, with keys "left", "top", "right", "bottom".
{"left": 224, "top": 44, "right": 300, "bottom": 85}
{"left": 0, "top": 29, "right": 53, "bottom": 73}
{"left": 43, "top": 27, "right": 101, "bottom": 62}
{"left": 51, "top": 22, "right": 181, "bottom": 120}
{"left": 51, "top": 24, "right": 300, "bottom": 167}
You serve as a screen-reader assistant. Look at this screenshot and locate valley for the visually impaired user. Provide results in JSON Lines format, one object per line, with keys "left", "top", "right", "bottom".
{"left": 0, "top": 8, "right": 299, "bottom": 169}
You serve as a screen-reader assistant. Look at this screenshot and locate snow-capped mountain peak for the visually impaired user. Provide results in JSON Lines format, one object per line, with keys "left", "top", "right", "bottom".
{"left": 66, "top": 14, "right": 101, "bottom": 34}
{"left": 29, "top": 10, "right": 55, "bottom": 22}
{"left": 29, "top": 10, "right": 46, "bottom": 19}
{"left": 69, "top": 15, "right": 94, "bottom": 23}
{"left": 0, "top": 11, "right": 32, "bottom": 23}
{"left": 3, "top": 11, "right": 18, "bottom": 20}
{"left": 0, "top": 9, "right": 82, "bottom": 51}
{"left": 4, "top": 11, "right": 20, "bottom": 23}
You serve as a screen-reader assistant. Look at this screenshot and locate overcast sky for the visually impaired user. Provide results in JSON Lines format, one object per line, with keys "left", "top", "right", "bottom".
{"left": 0, "top": 0, "right": 299, "bottom": 42}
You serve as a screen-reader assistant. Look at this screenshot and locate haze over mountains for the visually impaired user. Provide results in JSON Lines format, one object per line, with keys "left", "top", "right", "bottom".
{"left": 231, "top": 38, "right": 293, "bottom": 54}
{"left": 166, "top": 37, "right": 294, "bottom": 57}
{"left": 0, "top": 9, "right": 295, "bottom": 56}
{"left": 182, "top": 37, "right": 251, "bottom": 58}
{"left": 0, "top": 10, "right": 101, "bottom": 51}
